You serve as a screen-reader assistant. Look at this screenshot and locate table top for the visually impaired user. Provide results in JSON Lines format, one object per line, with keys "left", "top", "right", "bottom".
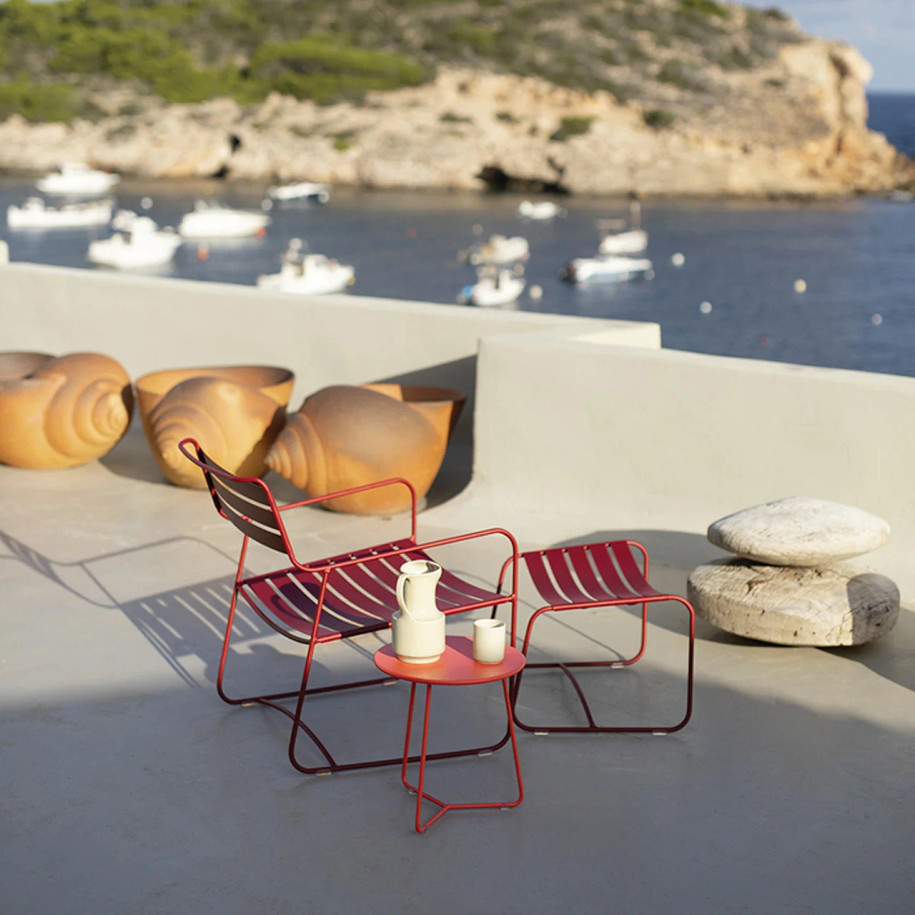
{"left": 374, "top": 636, "right": 525, "bottom": 685}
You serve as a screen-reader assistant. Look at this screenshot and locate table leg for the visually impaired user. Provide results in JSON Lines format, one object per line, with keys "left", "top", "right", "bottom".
{"left": 401, "top": 679, "right": 524, "bottom": 834}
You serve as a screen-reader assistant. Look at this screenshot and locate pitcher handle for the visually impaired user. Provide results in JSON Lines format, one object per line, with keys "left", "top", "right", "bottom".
{"left": 396, "top": 573, "right": 410, "bottom": 617}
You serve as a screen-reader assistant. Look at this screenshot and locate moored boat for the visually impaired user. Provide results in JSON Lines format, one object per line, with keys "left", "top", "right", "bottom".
{"left": 7, "top": 197, "right": 114, "bottom": 230}
{"left": 266, "top": 181, "right": 330, "bottom": 203}
{"left": 518, "top": 200, "right": 565, "bottom": 220}
{"left": 257, "top": 239, "right": 354, "bottom": 294}
{"left": 178, "top": 200, "right": 271, "bottom": 239}
{"left": 459, "top": 265, "right": 526, "bottom": 306}
{"left": 35, "top": 162, "right": 120, "bottom": 196}
{"left": 463, "top": 234, "right": 530, "bottom": 266}
{"left": 87, "top": 217, "right": 182, "bottom": 269}
{"left": 562, "top": 255, "right": 654, "bottom": 284}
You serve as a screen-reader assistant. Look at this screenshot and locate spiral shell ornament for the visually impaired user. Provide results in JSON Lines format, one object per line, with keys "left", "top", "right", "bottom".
{"left": 136, "top": 365, "right": 295, "bottom": 488}
{"left": 265, "top": 383, "right": 466, "bottom": 514}
{"left": 0, "top": 352, "right": 133, "bottom": 469}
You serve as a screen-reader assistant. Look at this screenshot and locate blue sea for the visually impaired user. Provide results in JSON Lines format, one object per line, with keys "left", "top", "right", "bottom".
{"left": 2, "top": 91, "right": 913, "bottom": 379}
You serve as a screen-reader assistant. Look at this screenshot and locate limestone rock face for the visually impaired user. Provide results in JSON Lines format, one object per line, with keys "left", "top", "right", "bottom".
{"left": 0, "top": 34, "right": 911, "bottom": 198}
{"left": 687, "top": 560, "right": 899, "bottom": 646}
{"left": 708, "top": 496, "right": 890, "bottom": 567}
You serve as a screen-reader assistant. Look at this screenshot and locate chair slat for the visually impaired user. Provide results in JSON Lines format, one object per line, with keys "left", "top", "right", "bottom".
{"left": 589, "top": 543, "right": 640, "bottom": 599}
{"left": 610, "top": 542, "right": 661, "bottom": 597}
{"left": 211, "top": 474, "right": 280, "bottom": 528}
{"left": 545, "top": 549, "right": 595, "bottom": 605}
{"left": 219, "top": 498, "right": 288, "bottom": 553}
{"left": 568, "top": 548, "right": 614, "bottom": 601}
{"left": 522, "top": 552, "right": 568, "bottom": 607}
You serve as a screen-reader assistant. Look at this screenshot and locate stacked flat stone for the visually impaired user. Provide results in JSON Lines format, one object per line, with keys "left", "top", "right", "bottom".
{"left": 687, "top": 496, "right": 899, "bottom": 646}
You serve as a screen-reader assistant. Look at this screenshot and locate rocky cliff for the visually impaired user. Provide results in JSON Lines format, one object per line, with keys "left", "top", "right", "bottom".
{"left": 0, "top": 30, "right": 910, "bottom": 197}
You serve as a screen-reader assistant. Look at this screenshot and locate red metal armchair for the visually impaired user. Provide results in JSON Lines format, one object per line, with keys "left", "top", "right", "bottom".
{"left": 179, "top": 438, "right": 518, "bottom": 775}
{"left": 500, "top": 540, "right": 694, "bottom": 734}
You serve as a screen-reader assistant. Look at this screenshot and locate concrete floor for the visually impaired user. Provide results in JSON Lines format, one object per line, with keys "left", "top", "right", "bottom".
{"left": 3, "top": 423, "right": 915, "bottom": 914}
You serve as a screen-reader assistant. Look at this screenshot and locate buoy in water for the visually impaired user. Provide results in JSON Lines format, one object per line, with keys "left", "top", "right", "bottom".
{"left": 261, "top": 198, "right": 273, "bottom": 211}
{"left": 872, "top": 313, "right": 883, "bottom": 326}
{"left": 472, "top": 223, "right": 483, "bottom": 236}
{"left": 794, "top": 279, "right": 807, "bottom": 293}
{"left": 699, "top": 301, "right": 712, "bottom": 314}
{"left": 529, "top": 284, "right": 543, "bottom": 300}
{"left": 256, "top": 226, "right": 267, "bottom": 237}
{"left": 671, "top": 252, "right": 685, "bottom": 267}
{"left": 406, "top": 227, "right": 417, "bottom": 239}
{"left": 197, "top": 245, "right": 210, "bottom": 261}
{"left": 140, "top": 196, "right": 153, "bottom": 210}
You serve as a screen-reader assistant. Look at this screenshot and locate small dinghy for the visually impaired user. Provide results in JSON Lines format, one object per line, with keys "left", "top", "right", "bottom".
{"left": 178, "top": 200, "right": 270, "bottom": 239}
{"left": 7, "top": 197, "right": 113, "bottom": 230}
{"left": 518, "top": 200, "right": 565, "bottom": 220}
{"left": 266, "top": 181, "right": 330, "bottom": 203}
{"left": 462, "top": 234, "right": 530, "bottom": 266}
{"left": 459, "top": 265, "right": 526, "bottom": 307}
{"left": 562, "top": 254, "right": 654, "bottom": 284}
{"left": 257, "top": 238, "right": 354, "bottom": 294}
{"left": 35, "top": 162, "right": 120, "bottom": 196}
{"left": 596, "top": 198, "right": 648, "bottom": 255}
{"left": 88, "top": 217, "right": 182, "bottom": 269}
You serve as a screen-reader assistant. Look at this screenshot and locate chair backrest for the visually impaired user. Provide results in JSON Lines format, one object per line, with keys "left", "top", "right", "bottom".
{"left": 178, "top": 438, "right": 290, "bottom": 555}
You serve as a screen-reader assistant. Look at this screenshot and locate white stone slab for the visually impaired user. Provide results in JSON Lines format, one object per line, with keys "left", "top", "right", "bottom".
{"left": 687, "top": 559, "right": 899, "bottom": 646}
{"left": 707, "top": 496, "right": 890, "bottom": 566}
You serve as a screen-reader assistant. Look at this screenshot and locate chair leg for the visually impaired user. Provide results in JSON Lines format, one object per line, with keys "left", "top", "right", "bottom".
{"left": 512, "top": 598, "right": 695, "bottom": 734}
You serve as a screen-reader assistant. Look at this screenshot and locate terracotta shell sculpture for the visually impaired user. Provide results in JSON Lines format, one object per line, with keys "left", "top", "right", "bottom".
{"left": 135, "top": 365, "right": 295, "bottom": 488}
{"left": 0, "top": 351, "right": 134, "bottom": 469}
{"left": 265, "top": 383, "right": 466, "bottom": 514}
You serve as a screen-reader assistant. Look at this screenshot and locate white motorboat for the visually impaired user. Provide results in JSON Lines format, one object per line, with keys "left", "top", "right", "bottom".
{"left": 459, "top": 266, "right": 526, "bottom": 307}
{"left": 596, "top": 199, "right": 648, "bottom": 255}
{"left": 111, "top": 209, "right": 139, "bottom": 231}
{"left": 598, "top": 227, "right": 648, "bottom": 255}
{"left": 87, "top": 217, "right": 182, "bottom": 269}
{"left": 178, "top": 200, "right": 271, "bottom": 239}
{"left": 464, "top": 234, "right": 530, "bottom": 266}
{"left": 257, "top": 239, "right": 354, "bottom": 294}
{"left": 562, "top": 254, "right": 654, "bottom": 284}
{"left": 518, "top": 200, "right": 565, "bottom": 220}
{"left": 7, "top": 196, "right": 113, "bottom": 229}
{"left": 35, "top": 162, "right": 120, "bottom": 196}
{"left": 266, "top": 181, "right": 330, "bottom": 203}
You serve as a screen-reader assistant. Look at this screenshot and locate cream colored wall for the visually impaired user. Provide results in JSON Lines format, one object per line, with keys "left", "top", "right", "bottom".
{"left": 430, "top": 324, "right": 915, "bottom": 597}
{"left": 0, "top": 264, "right": 658, "bottom": 404}
{"left": 3, "top": 263, "right": 912, "bottom": 597}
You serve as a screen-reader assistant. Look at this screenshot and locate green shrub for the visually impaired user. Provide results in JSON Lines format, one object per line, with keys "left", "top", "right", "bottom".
{"left": 495, "top": 110, "right": 518, "bottom": 123}
{"left": 643, "top": 108, "right": 675, "bottom": 129}
{"left": 0, "top": 81, "right": 78, "bottom": 122}
{"left": 678, "top": 0, "right": 729, "bottom": 19}
{"left": 329, "top": 129, "right": 357, "bottom": 151}
{"left": 657, "top": 59, "right": 704, "bottom": 90}
{"left": 250, "top": 36, "right": 429, "bottom": 103}
{"left": 550, "top": 115, "right": 594, "bottom": 142}
{"left": 440, "top": 110, "right": 473, "bottom": 123}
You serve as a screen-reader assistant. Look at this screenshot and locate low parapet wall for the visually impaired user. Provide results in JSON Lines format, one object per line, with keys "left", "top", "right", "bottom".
{"left": 431, "top": 324, "right": 915, "bottom": 599}
{"left": 3, "top": 263, "right": 913, "bottom": 599}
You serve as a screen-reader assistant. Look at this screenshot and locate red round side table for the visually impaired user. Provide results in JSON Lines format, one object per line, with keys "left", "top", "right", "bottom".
{"left": 374, "top": 635, "right": 526, "bottom": 833}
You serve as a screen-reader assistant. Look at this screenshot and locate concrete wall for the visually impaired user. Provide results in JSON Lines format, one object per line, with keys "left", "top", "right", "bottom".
{"left": 3, "top": 263, "right": 913, "bottom": 597}
{"left": 431, "top": 324, "right": 915, "bottom": 597}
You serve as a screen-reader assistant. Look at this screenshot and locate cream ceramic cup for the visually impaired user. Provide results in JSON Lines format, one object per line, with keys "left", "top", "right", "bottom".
{"left": 473, "top": 618, "right": 506, "bottom": 664}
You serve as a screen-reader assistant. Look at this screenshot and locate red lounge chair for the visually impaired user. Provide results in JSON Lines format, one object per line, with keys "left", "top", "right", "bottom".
{"left": 500, "top": 541, "right": 694, "bottom": 734}
{"left": 179, "top": 438, "right": 519, "bottom": 774}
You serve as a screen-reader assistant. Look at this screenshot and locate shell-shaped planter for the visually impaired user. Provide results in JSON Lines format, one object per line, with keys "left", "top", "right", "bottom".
{"left": 136, "top": 365, "right": 295, "bottom": 488}
{"left": 0, "top": 351, "right": 134, "bottom": 469}
{"left": 265, "top": 383, "right": 466, "bottom": 514}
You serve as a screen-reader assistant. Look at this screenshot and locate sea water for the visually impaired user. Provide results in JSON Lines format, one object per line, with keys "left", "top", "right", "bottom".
{"left": 1, "top": 93, "right": 913, "bottom": 380}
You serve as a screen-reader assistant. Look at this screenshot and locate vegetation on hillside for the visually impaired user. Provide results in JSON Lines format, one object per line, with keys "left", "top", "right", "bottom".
{"left": 0, "top": 0, "right": 803, "bottom": 122}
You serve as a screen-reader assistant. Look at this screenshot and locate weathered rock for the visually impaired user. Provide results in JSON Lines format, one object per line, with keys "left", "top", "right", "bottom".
{"left": 687, "top": 559, "right": 899, "bottom": 646}
{"left": 0, "top": 41, "right": 911, "bottom": 197}
{"left": 708, "top": 496, "right": 890, "bottom": 567}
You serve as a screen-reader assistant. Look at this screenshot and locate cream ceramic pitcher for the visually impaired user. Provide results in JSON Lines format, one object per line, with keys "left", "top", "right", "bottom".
{"left": 392, "top": 559, "right": 446, "bottom": 663}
